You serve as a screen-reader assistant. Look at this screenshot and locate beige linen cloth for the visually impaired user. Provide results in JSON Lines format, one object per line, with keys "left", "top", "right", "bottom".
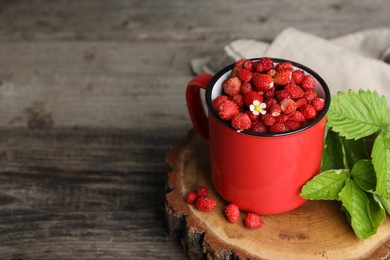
{"left": 191, "top": 27, "right": 390, "bottom": 101}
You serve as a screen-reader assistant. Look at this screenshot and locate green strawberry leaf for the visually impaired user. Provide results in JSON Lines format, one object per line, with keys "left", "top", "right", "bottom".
{"left": 374, "top": 194, "right": 390, "bottom": 215}
{"left": 351, "top": 159, "right": 376, "bottom": 192}
{"left": 339, "top": 178, "right": 377, "bottom": 240}
{"left": 340, "top": 136, "right": 369, "bottom": 170}
{"left": 368, "top": 193, "right": 386, "bottom": 230}
{"left": 327, "top": 89, "right": 388, "bottom": 140}
{"left": 321, "top": 129, "right": 345, "bottom": 171}
{"left": 300, "top": 169, "right": 349, "bottom": 200}
{"left": 372, "top": 130, "right": 390, "bottom": 199}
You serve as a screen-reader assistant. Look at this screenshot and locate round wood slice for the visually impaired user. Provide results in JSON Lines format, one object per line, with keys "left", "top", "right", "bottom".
{"left": 165, "top": 129, "right": 390, "bottom": 260}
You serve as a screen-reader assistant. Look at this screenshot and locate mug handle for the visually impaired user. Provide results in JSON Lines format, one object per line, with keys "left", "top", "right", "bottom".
{"left": 186, "top": 73, "right": 213, "bottom": 142}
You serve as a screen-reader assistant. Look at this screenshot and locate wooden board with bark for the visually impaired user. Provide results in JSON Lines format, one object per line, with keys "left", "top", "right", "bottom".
{"left": 165, "top": 129, "right": 390, "bottom": 259}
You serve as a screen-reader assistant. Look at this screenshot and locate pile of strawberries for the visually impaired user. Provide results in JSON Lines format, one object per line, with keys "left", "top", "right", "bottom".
{"left": 186, "top": 186, "right": 263, "bottom": 229}
{"left": 212, "top": 58, "right": 325, "bottom": 133}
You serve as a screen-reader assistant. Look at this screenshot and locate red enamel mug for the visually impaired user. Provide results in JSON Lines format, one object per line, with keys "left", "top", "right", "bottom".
{"left": 186, "top": 58, "right": 330, "bottom": 214}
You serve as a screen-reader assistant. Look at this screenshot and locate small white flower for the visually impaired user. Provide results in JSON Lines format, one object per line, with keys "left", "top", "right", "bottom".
{"left": 249, "top": 100, "right": 266, "bottom": 115}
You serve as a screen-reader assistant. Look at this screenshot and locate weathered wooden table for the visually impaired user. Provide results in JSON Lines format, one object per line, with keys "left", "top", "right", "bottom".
{"left": 0, "top": 1, "right": 389, "bottom": 259}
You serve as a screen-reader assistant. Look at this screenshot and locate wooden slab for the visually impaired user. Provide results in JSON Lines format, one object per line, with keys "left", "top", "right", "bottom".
{"left": 165, "top": 129, "right": 390, "bottom": 259}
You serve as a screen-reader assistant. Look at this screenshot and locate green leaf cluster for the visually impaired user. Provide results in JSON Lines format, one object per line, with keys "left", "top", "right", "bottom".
{"left": 301, "top": 89, "right": 390, "bottom": 240}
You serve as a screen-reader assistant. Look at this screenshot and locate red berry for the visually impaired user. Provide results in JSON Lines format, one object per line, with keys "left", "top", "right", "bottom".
{"left": 265, "top": 98, "right": 277, "bottom": 108}
{"left": 212, "top": 95, "right": 229, "bottom": 110}
{"left": 295, "top": 97, "right": 308, "bottom": 108}
{"left": 243, "top": 59, "right": 254, "bottom": 71}
{"left": 246, "top": 110, "right": 260, "bottom": 122}
{"left": 196, "top": 186, "right": 208, "bottom": 197}
{"left": 275, "top": 61, "right": 293, "bottom": 71}
{"left": 284, "top": 83, "right": 304, "bottom": 99}
{"left": 263, "top": 88, "right": 275, "bottom": 100}
{"left": 304, "top": 89, "right": 317, "bottom": 101}
{"left": 250, "top": 120, "right": 267, "bottom": 133}
{"left": 285, "top": 120, "right": 301, "bottom": 131}
{"left": 241, "top": 82, "right": 253, "bottom": 95}
{"left": 261, "top": 113, "right": 276, "bottom": 127}
{"left": 233, "top": 58, "right": 246, "bottom": 69}
{"left": 254, "top": 57, "right": 274, "bottom": 72}
{"left": 276, "top": 90, "right": 292, "bottom": 101}
{"left": 244, "top": 213, "right": 263, "bottom": 229}
{"left": 185, "top": 191, "right": 198, "bottom": 204}
{"left": 269, "top": 103, "right": 281, "bottom": 117}
{"left": 269, "top": 122, "right": 286, "bottom": 133}
{"left": 244, "top": 91, "right": 263, "bottom": 107}
{"left": 311, "top": 97, "right": 325, "bottom": 111}
{"left": 301, "top": 75, "right": 316, "bottom": 91}
{"left": 194, "top": 196, "right": 217, "bottom": 211}
{"left": 224, "top": 204, "right": 240, "bottom": 223}
{"left": 231, "top": 93, "right": 244, "bottom": 109}
{"left": 288, "top": 111, "right": 306, "bottom": 123}
{"left": 231, "top": 113, "right": 252, "bottom": 130}
{"left": 267, "top": 69, "right": 276, "bottom": 77}
{"left": 251, "top": 73, "right": 274, "bottom": 92}
{"left": 274, "top": 69, "right": 292, "bottom": 85}
{"left": 300, "top": 104, "right": 317, "bottom": 119}
{"left": 236, "top": 68, "right": 252, "bottom": 83}
{"left": 275, "top": 114, "right": 289, "bottom": 123}
{"left": 216, "top": 100, "right": 240, "bottom": 120}
{"left": 292, "top": 70, "right": 305, "bottom": 84}
{"left": 280, "top": 98, "right": 297, "bottom": 114}
{"left": 223, "top": 77, "right": 241, "bottom": 96}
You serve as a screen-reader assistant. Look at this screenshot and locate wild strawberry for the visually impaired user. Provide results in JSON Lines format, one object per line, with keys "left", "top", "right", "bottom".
{"left": 240, "top": 82, "right": 253, "bottom": 95}
{"left": 261, "top": 113, "right": 276, "bottom": 127}
{"left": 246, "top": 110, "right": 260, "bottom": 122}
{"left": 276, "top": 90, "right": 292, "bottom": 101}
{"left": 292, "top": 70, "right": 305, "bottom": 84}
{"left": 288, "top": 111, "right": 306, "bottom": 122}
{"left": 236, "top": 69, "right": 252, "bottom": 83}
{"left": 244, "top": 213, "right": 263, "bottom": 229}
{"left": 295, "top": 97, "right": 308, "bottom": 108}
{"left": 224, "top": 204, "right": 240, "bottom": 223}
{"left": 280, "top": 98, "right": 297, "bottom": 114}
{"left": 216, "top": 100, "right": 239, "bottom": 120}
{"left": 254, "top": 57, "right": 274, "bottom": 72}
{"left": 196, "top": 186, "right": 208, "bottom": 197}
{"left": 267, "top": 69, "right": 276, "bottom": 77}
{"left": 252, "top": 73, "right": 274, "bottom": 92}
{"left": 301, "top": 75, "right": 316, "bottom": 91}
{"left": 244, "top": 91, "right": 263, "bottom": 107}
{"left": 223, "top": 77, "right": 241, "bottom": 96}
{"left": 263, "top": 88, "right": 275, "bottom": 100}
{"left": 275, "top": 114, "right": 289, "bottom": 123}
{"left": 212, "top": 95, "right": 229, "bottom": 110}
{"left": 285, "top": 120, "right": 301, "bottom": 131}
{"left": 269, "top": 122, "right": 286, "bottom": 133}
{"left": 311, "top": 97, "right": 325, "bottom": 111}
{"left": 231, "top": 113, "right": 252, "bottom": 130}
{"left": 231, "top": 94, "right": 244, "bottom": 109}
{"left": 243, "top": 59, "right": 254, "bottom": 71}
{"left": 265, "top": 98, "right": 277, "bottom": 109}
{"left": 195, "top": 196, "right": 217, "bottom": 211}
{"left": 250, "top": 120, "right": 267, "bottom": 133}
{"left": 185, "top": 191, "right": 198, "bottom": 204}
{"left": 304, "top": 89, "right": 317, "bottom": 101}
{"left": 269, "top": 103, "right": 281, "bottom": 117}
{"left": 233, "top": 58, "right": 246, "bottom": 69}
{"left": 284, "top": 83, "right": 304, "bottom": 99}
{"left": 300, "top": 104, "right": 317, "bottom": 119}
{"left": 275, "top": 61, "right": 293, "bottom": 71}
{"left": 274, "top": 69, "right": 292, "bottom": 85}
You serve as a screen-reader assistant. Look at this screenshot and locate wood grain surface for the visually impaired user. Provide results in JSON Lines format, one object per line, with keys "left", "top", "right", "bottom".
{"left": 0, "top": 0, "right": 390, "bottom": 259}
